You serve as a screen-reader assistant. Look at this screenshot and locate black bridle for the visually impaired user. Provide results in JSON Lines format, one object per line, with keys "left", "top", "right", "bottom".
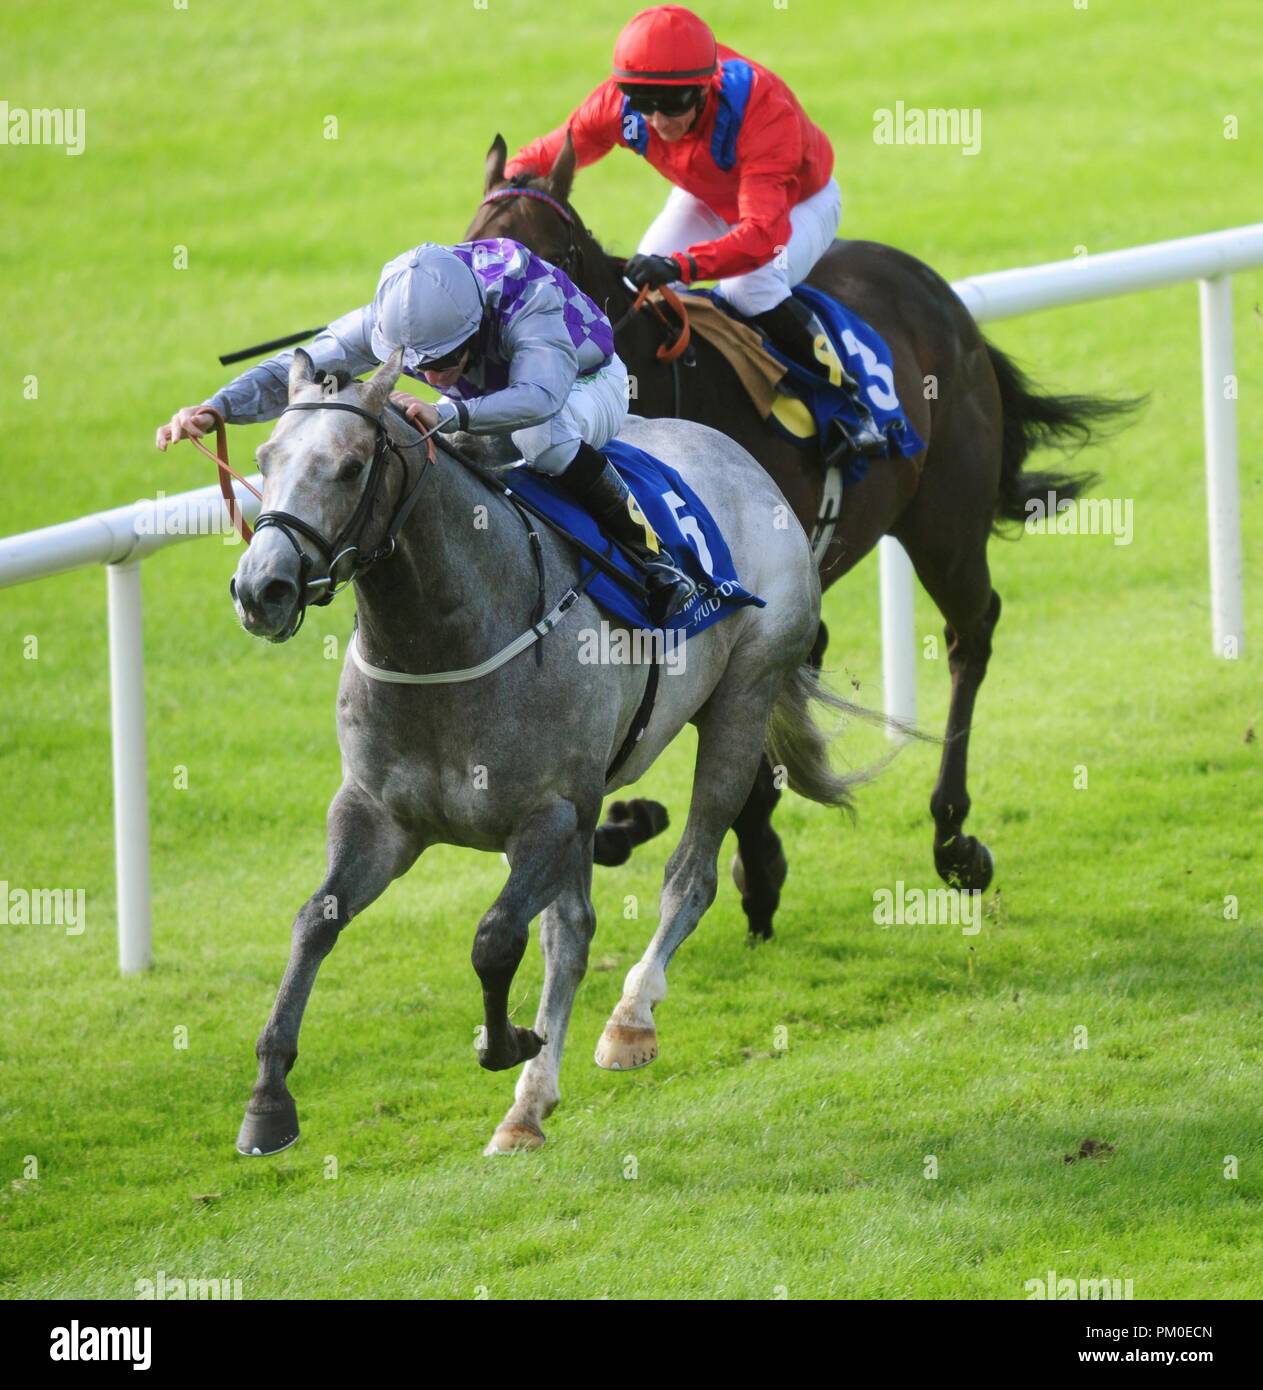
{"left": 251, "top": 399, "right": 432, "bottom": 630}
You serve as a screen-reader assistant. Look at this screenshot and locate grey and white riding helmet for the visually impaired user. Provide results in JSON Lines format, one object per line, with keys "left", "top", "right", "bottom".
{"left": 370, "top": 244, "right": 484, "bottom": 369}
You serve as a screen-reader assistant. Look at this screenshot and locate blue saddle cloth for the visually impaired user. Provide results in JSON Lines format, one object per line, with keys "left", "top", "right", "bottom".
{"left": 706, "top": 283, "right": 927, "bottom": 464}
{"left": 505, "top": 439, "right": 765, "bottom": 639}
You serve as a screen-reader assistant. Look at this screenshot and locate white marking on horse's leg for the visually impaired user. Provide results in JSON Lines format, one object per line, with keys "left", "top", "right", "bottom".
{"left": 485, "top": 867, "right": 595, "bottom": 1155}
{"left": 597, "top": 677, "right": 781, "bottom": 1072}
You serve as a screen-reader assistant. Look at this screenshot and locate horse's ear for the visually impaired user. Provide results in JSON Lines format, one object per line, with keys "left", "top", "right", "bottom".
{"left": 288, "top": 348, "right": 316, "bottom": 400}
{"left": 484, "top": 133, "right": 508, "bottom": 193}
{"left": 363, "top": 346, "right": 403, "bottom": 414}
{"left": 547, "top": 130, "right": 576, "bottom": 203}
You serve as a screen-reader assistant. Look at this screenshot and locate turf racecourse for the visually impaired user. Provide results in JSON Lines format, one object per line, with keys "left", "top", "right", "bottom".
{"left": 1, "top": 0, "right": 1260, "bottom": 1299}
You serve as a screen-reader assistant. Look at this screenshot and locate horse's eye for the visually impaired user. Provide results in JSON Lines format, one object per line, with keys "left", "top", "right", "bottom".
{"left": 337, "top": 457, "right": 365, "bottom": 482}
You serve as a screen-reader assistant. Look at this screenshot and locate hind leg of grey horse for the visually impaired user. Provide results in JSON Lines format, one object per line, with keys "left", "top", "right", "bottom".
{"left": 473, "top": 798, "right": 590, "bottom": 1074}
{"left": 236, "top": 782, "right": 423, "bottom": 1156}
{"left": 484, "top": 847, "right": 596, "bottom": 1155}
{"left": 730, "top": 622, "right": 827, "bottom": 942}
{"left": 595, "top": 679, "right": 776, "bottom": 1070}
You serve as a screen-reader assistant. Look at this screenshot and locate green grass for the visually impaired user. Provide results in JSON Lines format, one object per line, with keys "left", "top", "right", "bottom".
{"left": 1, "top": 0, "right": 1261, "bottom": 1299}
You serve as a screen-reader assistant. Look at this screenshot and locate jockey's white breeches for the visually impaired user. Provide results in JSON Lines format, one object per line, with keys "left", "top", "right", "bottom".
{"left": 637, "top": 177, "right": 843, "bottom": 316}
{"left": 513, "top": 353, "right": 630, "bottom": 475}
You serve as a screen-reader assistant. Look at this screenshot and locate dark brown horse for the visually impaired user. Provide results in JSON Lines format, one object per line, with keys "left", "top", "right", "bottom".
{"left": 468, "top": 133, "right": 1137, "bottom": 939}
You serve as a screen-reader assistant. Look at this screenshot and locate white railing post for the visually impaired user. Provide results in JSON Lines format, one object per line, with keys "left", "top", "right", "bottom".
{"left": 879, "top": 536, "right": 917, "bottom": 736}
{"left": 1199, "top": 275, "right": 1244, "bottom": 658}
{"left": 106, "top": 560, "right": 152, "bottom": 974}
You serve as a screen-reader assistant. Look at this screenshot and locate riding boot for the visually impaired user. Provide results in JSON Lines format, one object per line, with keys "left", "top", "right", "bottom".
{"left": 556, "top": 441, "right": 697, "bottom": 626}
{"left": 751, "top": 296, "right": 887, "bottom": 454}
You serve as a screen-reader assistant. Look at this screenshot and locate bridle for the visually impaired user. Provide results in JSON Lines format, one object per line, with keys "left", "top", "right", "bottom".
{"left": 200, "top": 397, "right": 435, "bottom": 638}
{"left": 191, "top": 393, "right": 660, "bottom": 770}
{"left": 255, "top": 399, "right": 433, "bottom": 609}
{"left": 477, "top": 184, "right": 691, "bottom": 367}
{"left": 479, "top": 185, "right": 581, "bottom": 274}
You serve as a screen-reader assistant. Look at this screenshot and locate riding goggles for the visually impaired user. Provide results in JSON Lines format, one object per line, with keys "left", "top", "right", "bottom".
{"left": 618, "top": 84, "right": 705, "bottom": 117}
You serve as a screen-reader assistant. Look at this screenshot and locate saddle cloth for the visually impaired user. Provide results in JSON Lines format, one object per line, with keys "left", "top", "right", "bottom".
{"left": 679, "top": 283, "right": 927, "bottom": 468}
{"left": 504, "top": 438, "right": 765, "bottom": 639}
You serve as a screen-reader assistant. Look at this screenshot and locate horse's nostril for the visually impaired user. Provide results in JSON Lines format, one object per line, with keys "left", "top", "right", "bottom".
{"left": 261, "top": 578, "right": 296, "bottom": 610}
{"left": 229, "top": 576, "right": 238, "bottom": 601}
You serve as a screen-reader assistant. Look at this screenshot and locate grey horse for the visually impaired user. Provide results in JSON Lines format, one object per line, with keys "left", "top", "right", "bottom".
{"left": 230, "top": 347, "right": 856, "bottom": 1155}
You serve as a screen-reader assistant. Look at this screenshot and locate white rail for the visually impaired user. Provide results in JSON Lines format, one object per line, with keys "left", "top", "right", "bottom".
{"left": 1, "top": 224, "right": 1259, "bottom": 968}
{"left": 0, "top": 479, "right": 263, "bottom": 973}
{"left": 879, "top": 221, "right": 1262, "bottom": 738}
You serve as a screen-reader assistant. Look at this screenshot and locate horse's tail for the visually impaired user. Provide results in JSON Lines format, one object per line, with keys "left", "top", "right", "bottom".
{"left": 764, "top": 665, "right": 909, "bottom": 813}
{"left": 985, "top": 339, "right": 1145, "bottom": 528}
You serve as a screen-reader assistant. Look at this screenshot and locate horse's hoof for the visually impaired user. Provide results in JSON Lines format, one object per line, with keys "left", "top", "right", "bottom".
{"left": 936, "top": 836, "right": 995, "bottom": 893}
{"left": 236, "top": 1096, "right": 300, "bottom": 1156}
{"left": 971, "top": 843, "right": 995, "bottom": 892}
{"left": 595, "top": 1023, "right": 658, "bottom": 1071}
{"left": 483, "top": 1121, "right": 546, "bottom": 1156}
{"left": 628, "top": 798, "right": 669, "bottom": 840}
{"left": 478, "top": 1026, "right": 545, "bottom": 1072}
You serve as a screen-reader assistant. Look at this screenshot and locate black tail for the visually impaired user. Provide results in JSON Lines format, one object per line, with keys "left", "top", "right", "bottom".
{"left": 985, "top": 339, "right": 1145, "bottom": 528}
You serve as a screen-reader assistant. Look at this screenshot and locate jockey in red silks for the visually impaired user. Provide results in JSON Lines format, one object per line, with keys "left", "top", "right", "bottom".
{"left": 508, "top": 4, "right": 846, "bottom": 387}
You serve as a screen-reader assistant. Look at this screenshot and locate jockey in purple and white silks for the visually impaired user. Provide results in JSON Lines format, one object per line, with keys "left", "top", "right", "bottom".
{"left": 156, "top": 239, "right": 695, "bottom": 622}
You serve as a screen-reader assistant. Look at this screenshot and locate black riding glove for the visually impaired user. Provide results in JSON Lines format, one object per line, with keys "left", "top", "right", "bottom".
{"left": 624, "top": 253, "right": 681, "bottom": 290}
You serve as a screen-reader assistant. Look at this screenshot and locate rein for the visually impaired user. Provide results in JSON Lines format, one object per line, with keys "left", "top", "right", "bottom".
{"left": 254, "top": 399, "right": 433, "bottom": 610}
{"left": 187, "top": 407, "right": 260, "bottom": 542}
{"left": 190, "top": 394, "right": 649, "bottom": 680}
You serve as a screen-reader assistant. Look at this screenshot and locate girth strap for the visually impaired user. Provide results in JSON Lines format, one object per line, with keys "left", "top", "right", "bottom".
{"left": 347, "top": 566, "right": 598, "bottom": 686}
{"left": 605, "top": 656, "right": 661, "bottom": 783}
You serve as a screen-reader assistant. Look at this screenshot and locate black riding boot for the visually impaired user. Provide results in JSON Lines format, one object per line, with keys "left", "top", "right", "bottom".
{"left": 557, "top": 442, "right": 697, "bottom": 626}
{"left": 751, "top": 296, "right": 886, "bottom": 454}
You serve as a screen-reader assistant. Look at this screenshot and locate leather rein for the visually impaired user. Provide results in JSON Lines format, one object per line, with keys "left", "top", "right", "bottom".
{"left": 191, "top": 398, "right": 435, "bottom": 637}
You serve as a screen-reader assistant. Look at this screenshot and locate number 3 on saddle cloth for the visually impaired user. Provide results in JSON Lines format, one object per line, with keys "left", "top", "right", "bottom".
{"left": 703, "top": 282, "right": 927, "bottom": 487}
{"left": 505, "top": 438, "right": 765, "bottom": 640}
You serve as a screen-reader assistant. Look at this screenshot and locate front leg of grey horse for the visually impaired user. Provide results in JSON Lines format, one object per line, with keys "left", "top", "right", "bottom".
{"left": 485, "top": 858, "right": 596, "bottom": 1155}
{"left": 236, "top": 782, "right": 423, "bottom": 1156}
{"left": 473, "top": 799, "right": 588, "bottom": 1079}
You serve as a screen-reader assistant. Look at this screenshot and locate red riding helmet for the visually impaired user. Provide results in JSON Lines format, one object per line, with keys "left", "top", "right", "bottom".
{"left": 612, "top": 5, "right": 719, "bottom": 85}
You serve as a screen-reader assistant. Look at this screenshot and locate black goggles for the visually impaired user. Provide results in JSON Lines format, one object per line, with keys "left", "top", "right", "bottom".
{"left": 619, "top": 84, "right": 704, "bottom": 117}
{"left": 415, "top": 336, "right": 477, "bottom": 373}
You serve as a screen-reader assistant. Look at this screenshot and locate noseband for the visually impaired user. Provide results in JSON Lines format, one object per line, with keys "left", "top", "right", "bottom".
{"left": 252, "top": 399, "right": 433, "bottom": 627}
